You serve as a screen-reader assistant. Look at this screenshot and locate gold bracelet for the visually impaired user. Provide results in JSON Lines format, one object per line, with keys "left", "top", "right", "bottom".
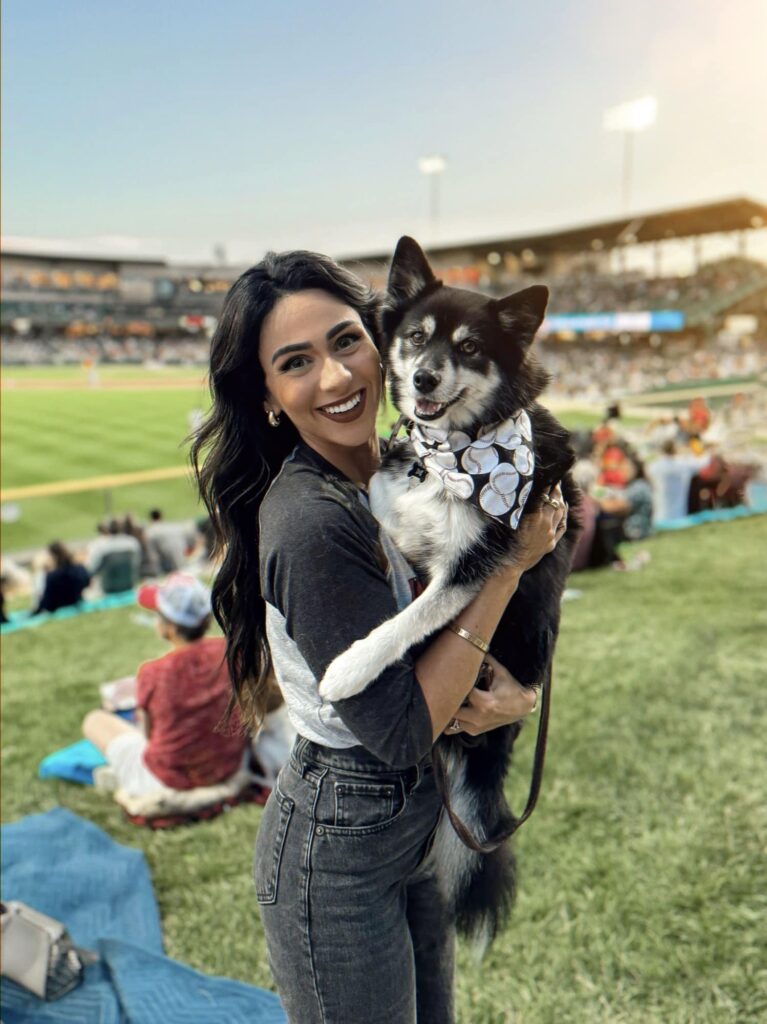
{"left": 448, "top": 624, "right": 490, "bottom": 654}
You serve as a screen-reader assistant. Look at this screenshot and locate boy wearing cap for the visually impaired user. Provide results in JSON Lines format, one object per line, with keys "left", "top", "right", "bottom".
{"left": 82, "top": 575, "right": 247, "bottom": 796}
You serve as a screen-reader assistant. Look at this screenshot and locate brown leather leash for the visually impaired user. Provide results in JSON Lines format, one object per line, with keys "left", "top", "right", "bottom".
{"left": 433, "top": 662, "right": 552, "bottom": 854}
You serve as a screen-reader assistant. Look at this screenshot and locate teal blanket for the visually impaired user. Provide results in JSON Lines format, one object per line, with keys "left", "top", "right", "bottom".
{"left": 1, "top": 808, "right": 285, "bottom": 1023}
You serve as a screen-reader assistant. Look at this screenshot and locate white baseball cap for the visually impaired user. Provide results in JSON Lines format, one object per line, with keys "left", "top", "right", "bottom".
{"left": 137, "top": 574, "right": 212, "bottom": 628}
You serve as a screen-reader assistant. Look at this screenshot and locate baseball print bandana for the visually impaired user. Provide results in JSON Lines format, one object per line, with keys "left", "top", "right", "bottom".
{"left": 408, "top": 410, "right": 535, "bottom": 529}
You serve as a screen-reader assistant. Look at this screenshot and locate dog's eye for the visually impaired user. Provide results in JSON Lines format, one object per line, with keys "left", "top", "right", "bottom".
{"left": 460, "top": 339, "right": 479, "bottom": 355}
{"left": 410, "top": 331, "right": 425, "bottom": 346}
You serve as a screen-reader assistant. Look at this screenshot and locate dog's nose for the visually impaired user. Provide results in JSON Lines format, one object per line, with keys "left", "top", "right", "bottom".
{"left": 413, "top": 368, "right": 441, "bottom": 394}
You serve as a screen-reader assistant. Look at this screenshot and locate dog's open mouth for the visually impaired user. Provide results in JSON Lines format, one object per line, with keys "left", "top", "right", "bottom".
{"left": 414, "top": 392, "right": 463, "bottom": 421}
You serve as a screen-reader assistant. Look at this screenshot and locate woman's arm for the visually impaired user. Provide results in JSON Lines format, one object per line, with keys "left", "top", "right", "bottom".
{"left": 262, "top": 476, "right": 564, "bottom": 766}
{"left": 415, "top": 486, "right": 566, "bottom": 739}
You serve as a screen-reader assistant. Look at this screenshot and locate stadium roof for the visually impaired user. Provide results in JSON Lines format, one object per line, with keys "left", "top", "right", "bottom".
{"left": 1, "top": 241, "right": 167, "bottom": 267}
{"left": 342, "top": 196, "right": 767, "bottom": 264}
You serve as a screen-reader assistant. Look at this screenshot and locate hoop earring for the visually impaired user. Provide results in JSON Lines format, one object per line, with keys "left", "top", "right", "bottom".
{"left": 267, "top": 410, "right": 281, "bottom": 428}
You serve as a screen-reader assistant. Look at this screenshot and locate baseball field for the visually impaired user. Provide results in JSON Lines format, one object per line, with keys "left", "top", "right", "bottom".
{"left": 1, "top": 365, "right": 213, "bottom": 552}
{"left": 1, "top": 364, "right": 612, "bottom": 554}
{"left": 3, "top": 362, "right": 766, "bottom": 1021}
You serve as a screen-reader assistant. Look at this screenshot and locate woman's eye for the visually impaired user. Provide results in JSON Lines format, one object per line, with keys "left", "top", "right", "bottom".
{"left": 410, "top": 331, "right": 425, "bottom": 346}
{"left": 461, "top": 340, "right": 478, "bottom": 355}
{"left": 336, "top": 333, "right": 360, "bottom": 350}
{"left": 281, "top": 356, "right": 309, "bottom": 371}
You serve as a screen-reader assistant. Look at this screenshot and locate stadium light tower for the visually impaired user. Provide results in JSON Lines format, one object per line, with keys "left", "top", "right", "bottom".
{"left": 418, "top": 154, "right": 447, "bottom": 245}
{"left": 603, "top": 96, "right": 657, "bottom": 213}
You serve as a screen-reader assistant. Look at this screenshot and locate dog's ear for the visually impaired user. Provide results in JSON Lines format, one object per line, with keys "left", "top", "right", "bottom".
{"left": 386, "top": 236, "right": 437, "bottom": 307}
{"left": 496, "top": 285, "right": 549, "bottom": 349}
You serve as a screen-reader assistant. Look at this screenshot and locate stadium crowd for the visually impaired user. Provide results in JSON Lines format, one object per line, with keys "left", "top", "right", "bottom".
{"left": 1, "top": 336, "right": 209, "bottom": 366}
{"left": 539, "top": 334, "right": 765, "bottom": 399}
{"left": 3, "top": 332, "right": 764, "bottom": 407}
{"left": 567, "top": 392, "right": 764, "bottom": 570}
{"left": 539, "top": 255, "right": 767, "bottom": 315}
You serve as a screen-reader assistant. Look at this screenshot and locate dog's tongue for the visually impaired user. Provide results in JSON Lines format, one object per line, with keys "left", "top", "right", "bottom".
{"left": 415, "top": 398, "right": 444, "bottom": 416}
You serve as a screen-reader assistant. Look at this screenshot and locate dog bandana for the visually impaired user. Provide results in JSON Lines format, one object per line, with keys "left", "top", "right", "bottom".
{"left": 408, "top": 410, "right": 535, "bottom": 529}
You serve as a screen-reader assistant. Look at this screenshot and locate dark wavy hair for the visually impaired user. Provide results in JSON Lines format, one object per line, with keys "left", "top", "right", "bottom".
{"left": 191, "top": 250, "right": 381, "bottom": 728}
{"left": 48, "top": 541, "right": 74, "bottom": 570}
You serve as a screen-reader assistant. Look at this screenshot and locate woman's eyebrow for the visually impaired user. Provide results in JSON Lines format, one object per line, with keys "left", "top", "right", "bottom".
{"left": 271, "top": 321, "right": 356, "bottom": 364}
{"left": 271, "top": 342, "right": 311, "bottom": 365}
{"left": 326, "top": 319, "right": 354, "bottom": 340}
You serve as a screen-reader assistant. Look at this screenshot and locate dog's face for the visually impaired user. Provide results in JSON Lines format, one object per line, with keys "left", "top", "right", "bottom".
{"left": 381, "top": 237, "right": 549, "bottom": 431}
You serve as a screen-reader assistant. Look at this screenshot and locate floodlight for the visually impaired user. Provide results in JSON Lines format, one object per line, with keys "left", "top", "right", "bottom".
{"left": 603, "top": 96, "right": 658, "bottom": 134}
{"left": 417, "top": 155, "right": 447, "bottom": 176}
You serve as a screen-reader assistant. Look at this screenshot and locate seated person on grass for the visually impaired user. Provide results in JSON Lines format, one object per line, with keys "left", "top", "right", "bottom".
{"left": 82, "top": 575, "right": 246, "bottom": 796}
{"left": 32, "top": 541, "right": 91, "bottom": 615}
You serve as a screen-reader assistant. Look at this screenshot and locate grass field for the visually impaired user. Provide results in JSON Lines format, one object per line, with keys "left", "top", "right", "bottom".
{"left": 1, "top": 365, "right": 611, "bottom": 553}
{"left": 1, "top": 366, "right": 210, "bottom": 550}
{"left": 2, "top": 518, "right": 765, "bottom": 1023}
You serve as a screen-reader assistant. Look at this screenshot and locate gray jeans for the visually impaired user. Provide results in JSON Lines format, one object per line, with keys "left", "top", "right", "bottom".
{"left": 255, "top": 737, "right": 454, "bottom": 1024}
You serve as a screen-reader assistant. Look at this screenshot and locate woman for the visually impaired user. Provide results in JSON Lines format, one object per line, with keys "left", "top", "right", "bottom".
{"left": 192, "top": 251, "right": 567, "bottom": 1024}
{"left": 620, "top": 450, "right": 653, "bottom": 541}
{"left": 32, "top": 541, "right": 90, "bottom": 615}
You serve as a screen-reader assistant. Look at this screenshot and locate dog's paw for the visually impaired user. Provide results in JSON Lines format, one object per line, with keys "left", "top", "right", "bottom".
{"left": 318, "top": 649, "right": 372, "bottom": 702}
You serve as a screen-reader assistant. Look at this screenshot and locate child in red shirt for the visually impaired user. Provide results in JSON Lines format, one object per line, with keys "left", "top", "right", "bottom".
{"left": 82, "top": 575, "right": 246, "bottom": 796}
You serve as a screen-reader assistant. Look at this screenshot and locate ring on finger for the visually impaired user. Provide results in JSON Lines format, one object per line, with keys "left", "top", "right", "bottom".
{"left": 541, "top": 494, "right": 561, "bottom": 510}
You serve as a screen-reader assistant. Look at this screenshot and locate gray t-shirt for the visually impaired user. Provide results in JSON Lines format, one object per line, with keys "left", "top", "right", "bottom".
{"left": 259, "top": 443, "right": 433, "bottom": 769}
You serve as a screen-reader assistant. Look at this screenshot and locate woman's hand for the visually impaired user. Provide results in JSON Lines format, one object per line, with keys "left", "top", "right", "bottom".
{"left": 443, "top": 654, "right": 537, "bottom": 736}
{"left": 494, "top": 483, "right": 567, "bottom": 588}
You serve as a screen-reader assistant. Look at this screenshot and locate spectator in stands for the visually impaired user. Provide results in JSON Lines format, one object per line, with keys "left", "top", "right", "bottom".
{"left": 87, "top": 519, "right": 142, "bottom": 593}
{"left": 194, "top": 515, "right": 216, "bottom": 563}
{"left": 570, "top": 461, "right": 601, "bottom": 572}
{"left": 145, "top": 508, "right": 196, "bottom": 574}
{"left": 646, "top": 442, "right": 712, "bottom": 523}
{"left": 680, "top": 397, "right": 712, "bottom": 442}
{"left": 32, "top": 541, "right": 91, "bottom": 615}
{"left": 82, "top": 575, "right": 247, "bottom": 796}
{"left": 570, "top": 457, "right": 651, "bottom": 570}
{"left": 619, "top": 451, "right": 654, "bottom": 541}
{"left": 123, "top": 513, "right": 158, "bottom": 577}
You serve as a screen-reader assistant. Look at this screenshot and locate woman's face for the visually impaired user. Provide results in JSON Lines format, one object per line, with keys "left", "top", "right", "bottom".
{"left": 259, "top": 289, "right": 381, "bottom": 455}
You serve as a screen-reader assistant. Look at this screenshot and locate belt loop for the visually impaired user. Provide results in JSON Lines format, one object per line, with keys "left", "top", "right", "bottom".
{"left": 406, "top": 762, "right": 420, "bottom": 795}
{"left": 293, "top": 736, "right": 307, "bottom": 765}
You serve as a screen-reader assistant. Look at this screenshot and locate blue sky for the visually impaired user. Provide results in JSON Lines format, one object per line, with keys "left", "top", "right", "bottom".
{"left": 2, "top": 0, "right": 766, "bottom": 261}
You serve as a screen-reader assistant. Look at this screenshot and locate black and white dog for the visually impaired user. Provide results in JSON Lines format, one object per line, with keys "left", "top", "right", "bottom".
{"left": 320, "top": 236, "right": 579, "bottom": 944}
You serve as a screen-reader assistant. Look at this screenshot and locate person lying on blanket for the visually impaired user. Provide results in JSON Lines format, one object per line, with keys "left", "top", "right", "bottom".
{"left": 82, "top": 575, "right": 248, "bottom": 796}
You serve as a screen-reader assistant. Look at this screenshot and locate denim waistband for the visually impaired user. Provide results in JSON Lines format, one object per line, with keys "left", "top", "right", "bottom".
{"left": 290, "top": 736, "right": 432, "bottom": 787}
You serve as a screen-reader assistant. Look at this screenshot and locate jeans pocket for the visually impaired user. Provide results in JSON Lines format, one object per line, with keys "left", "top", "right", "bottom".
{"left": 254, "top": 787, "right": 295, "bottom": 905}
{"left": 333, "top": 780, "right": 401, "bottom": 829}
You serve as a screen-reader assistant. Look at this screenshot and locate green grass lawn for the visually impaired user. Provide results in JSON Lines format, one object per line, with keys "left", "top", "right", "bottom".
{"left": 1, "top": 385, "right": 209, "bottom": 550}
{"left": 2, "top": 518, "right": 765, "bottom": 1023}
{"left": 1, "top": 363, "right": 608, "bottom": 552}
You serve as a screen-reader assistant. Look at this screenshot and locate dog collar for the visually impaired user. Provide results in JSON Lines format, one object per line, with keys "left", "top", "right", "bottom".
{"left": 408, "top": 410, "right": 535, "bottom": 529}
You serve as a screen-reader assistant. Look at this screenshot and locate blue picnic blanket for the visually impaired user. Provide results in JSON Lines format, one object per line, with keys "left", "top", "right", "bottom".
{"left": 655, "top": 502, "right": 766, "bottom": 531}
{"left": 1, "top": 808, "right": 285, "bottom": 1023}
{"left": 1, "top": 591, "right": 138, "bottom": 636}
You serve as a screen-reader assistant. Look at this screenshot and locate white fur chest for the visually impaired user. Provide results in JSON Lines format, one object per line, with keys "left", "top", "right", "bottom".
{"left": 369, "top": 466, "right": 484, "bottom": 576}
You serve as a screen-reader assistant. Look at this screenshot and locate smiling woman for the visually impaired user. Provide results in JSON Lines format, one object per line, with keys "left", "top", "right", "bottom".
{"left": 259, "top": 289, "right": 383, "bottom": 487}
{"left": 190, "top": 248, "right": 560, "bottom": 1024}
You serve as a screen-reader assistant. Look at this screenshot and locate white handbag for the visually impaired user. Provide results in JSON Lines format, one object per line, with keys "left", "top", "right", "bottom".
{"left": 0, "top": 900, "right": 96, "bottom": 1000}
